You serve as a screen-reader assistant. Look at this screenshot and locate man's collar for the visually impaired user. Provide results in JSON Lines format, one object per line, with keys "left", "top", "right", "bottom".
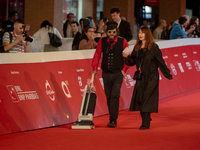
{"left": 107, "top": 36, "right": 118, "bottom": 43}
{"left": 117, "top": 19, "right": 121, "bottom": 28}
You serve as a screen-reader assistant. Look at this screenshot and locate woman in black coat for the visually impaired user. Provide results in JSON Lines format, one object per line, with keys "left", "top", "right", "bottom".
{"left": 122, "top": 27, "right": 173, "bottom": 130}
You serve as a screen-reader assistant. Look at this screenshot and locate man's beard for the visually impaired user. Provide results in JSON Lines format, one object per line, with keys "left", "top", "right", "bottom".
{"left": 108, "top": 35, "right": 117, "bottom": 42}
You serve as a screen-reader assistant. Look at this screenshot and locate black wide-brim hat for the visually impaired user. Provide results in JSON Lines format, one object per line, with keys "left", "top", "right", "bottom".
{"left": 106, "top": 21, "right": 118, "bottom": 30}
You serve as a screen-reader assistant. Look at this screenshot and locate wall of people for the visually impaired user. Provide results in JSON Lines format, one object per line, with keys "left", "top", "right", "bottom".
{"left": 1, "top": 8, "right": 199, "bottom": 53}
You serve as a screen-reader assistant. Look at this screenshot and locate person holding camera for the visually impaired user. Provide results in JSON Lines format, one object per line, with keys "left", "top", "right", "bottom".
{"left": 122, "top": 27, "right": 173, "bottom": 130}
{"left": 3, "top": 19, "right": 30, "bottom": 53}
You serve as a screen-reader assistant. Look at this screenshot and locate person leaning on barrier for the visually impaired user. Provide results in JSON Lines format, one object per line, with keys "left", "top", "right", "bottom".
{"left": 33, "top": 20, "right": 62, "bottom": 52}
{"left": 92, "top": 21, "right": 129, "bottom": 127}
{"left": 123, "top": 27, "right": 173, "bottom": 130}
{"left": 153, "top": 19, "right": 167, "bottom": 39}
{"left": 79, "top": 25, "right": 97, "bottom": 50}
{"left": 3, "top": 19, "right": 30, "bottom": 53}
{"left": 161, "top": 21, "right": 174, "bottom": 40}
{"left": 71, "top": 21, "right": 81, "bottom": 50}
{"left": 186, "top": 16, "right": 200, "bottom": 38}
{"left": 170, "top": 17, "right": 189, "bottom": 39}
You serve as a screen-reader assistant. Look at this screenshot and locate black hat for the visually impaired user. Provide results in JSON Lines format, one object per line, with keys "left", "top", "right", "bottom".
{"left": 106, "top": 21, "right": 118, "bottom": 30}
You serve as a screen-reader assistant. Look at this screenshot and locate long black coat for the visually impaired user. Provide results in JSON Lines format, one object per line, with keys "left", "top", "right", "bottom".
{"left": 125, "top": 44, "right": 173, "bottom": 113}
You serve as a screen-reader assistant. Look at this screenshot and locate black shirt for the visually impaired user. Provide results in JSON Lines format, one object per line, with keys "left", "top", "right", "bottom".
{"left": 2, "top": 20, "right": 14, "bottom": 31}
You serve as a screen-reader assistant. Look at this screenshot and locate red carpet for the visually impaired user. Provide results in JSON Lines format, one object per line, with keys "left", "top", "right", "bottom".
{"left": 1, "top": 89, "right": 200, "bottom": 150}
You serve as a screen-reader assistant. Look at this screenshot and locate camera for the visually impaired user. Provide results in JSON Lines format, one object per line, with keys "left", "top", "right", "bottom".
{"left": 22, "top": 25, "right": 33, "bottom": 42}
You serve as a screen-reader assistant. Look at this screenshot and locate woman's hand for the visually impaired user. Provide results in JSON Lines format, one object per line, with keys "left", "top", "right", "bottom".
{"left": 122, "top": 52, "right": 128, "bottom": 58}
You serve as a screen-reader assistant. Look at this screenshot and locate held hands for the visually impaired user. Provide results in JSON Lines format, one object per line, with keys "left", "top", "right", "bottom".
{"left": 122, "top": 47, "right": 131, "bottom": 58}
{"left": 122, "top": 52, "right": 128, "bottom": 58}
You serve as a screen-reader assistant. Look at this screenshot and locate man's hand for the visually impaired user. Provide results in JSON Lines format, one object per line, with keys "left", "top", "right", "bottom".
{"left": 92, "top": 70, "right": 97, "bottom": 75}
{"left": 121, "top": 70, "right": 125, "bottom": 76}
{"left": 15, "top": 34, "right": 25, "bottom": 43}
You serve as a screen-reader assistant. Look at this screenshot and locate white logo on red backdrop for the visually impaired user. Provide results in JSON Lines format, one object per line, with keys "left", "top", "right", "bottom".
{"left": 78, "top": 76, "right": 83, "bottom": 86}
{"left": 124, "top": 74, "right": 135, "bottom": 88}
{"left": 182, "top": 53, "right": 187, "bottom": 58}
{"left": 170, "top": 63, "right": 177, "bottom": 75}
{"left": 186, "top": 62, "right": 192, "bottom": 70}
{"left": 193, "top": 60, "right": 200, "bottom": 71}
{"left": 61, "top": 81, "right": 72, "bottom": 98}
{"left": 45, "top": 80, "right": 55, "bottom": 101}
{"left": 6, "top": 85, "right": 39, "bottom": 103}
{"left": 6, "top": 85, "right": 19, "bottom": 103}
{"left": 178, "top": 63, "right": 184, "bottom": 73}
{"left": 99, "top": 78, "right": 104, "bottom": 89}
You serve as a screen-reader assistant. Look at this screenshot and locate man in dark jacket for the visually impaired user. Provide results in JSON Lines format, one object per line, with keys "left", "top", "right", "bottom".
{"left": 92, "top": 21, "right": 129, "bottom": 127}
{"left": 71, "top": 21, "right": 81, "bottom": 50}
{"left": 63, "top": 13, "right": 74, "bottom": 38}
{"left": 110, "top": 8, "right": 132, "bottom": 42}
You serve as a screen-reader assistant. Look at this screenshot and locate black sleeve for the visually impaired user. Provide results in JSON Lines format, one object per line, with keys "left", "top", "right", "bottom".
{"left": 125, "top": 49, "right": 136, "bottom": 66}
{"left": 2, "top": 21, "right": 6, "bottom": 30}
{"left": 63, "top": 21, "right": 67, "bottom": 38}
{"left": 154, "top": 45, "right": 173, "bottom": 80}
{"left": 125, "top": 22, "right": 133, "bottom": 42}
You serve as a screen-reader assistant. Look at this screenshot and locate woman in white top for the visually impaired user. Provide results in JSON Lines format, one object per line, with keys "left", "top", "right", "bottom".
{"left": 33, "top": 20, "right": 62, "bottom": 52}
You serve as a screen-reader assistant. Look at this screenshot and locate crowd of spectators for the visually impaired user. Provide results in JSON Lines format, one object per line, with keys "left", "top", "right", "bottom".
{"left": 151, "top": 15, "right": 199, "bottom": 40}
{"left": 0, "top": 9, "right": 199, "bottom": 53}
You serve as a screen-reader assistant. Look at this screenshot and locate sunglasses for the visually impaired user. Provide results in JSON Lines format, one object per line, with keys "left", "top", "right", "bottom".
{"left": 107, "top": 30, "right": 117, "bottom": 34}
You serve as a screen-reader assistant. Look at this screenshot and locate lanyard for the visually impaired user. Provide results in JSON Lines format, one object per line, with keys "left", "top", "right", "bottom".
{"left": 13, "top": 32, "right": 23, "bottom": 51}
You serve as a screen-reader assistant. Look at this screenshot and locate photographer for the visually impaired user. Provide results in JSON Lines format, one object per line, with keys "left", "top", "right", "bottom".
{"left": 3, "top": 19, "right": 30, "bottom": 53}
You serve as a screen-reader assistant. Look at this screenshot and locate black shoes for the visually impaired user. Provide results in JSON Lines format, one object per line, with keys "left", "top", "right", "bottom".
{"left": 107, "top": 121, "right": 117, "bottom": 127}
{"left": 139, "top": 126, "right": 149, "bottom": 130}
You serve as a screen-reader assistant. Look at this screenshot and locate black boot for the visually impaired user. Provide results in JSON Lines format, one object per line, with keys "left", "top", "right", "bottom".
{"left": 140, "top": 112, "right": 151, "bottom": 130}
{"left": 107, "top": 120, "right": 117, "bottom": 127}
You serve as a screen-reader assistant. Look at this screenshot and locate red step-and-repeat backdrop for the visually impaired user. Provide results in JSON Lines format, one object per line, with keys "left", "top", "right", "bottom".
{"left": 0, "top": 39, "right": 200, "bottom": 135}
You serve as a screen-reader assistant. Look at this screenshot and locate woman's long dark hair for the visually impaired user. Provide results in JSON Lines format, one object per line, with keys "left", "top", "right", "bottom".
{"left": 186, "top": 16, "right": 198, "bottom": 30}
{"left": 134, "top": 27, "right": 156, "bottom": 52}
{"left": 40, "top": 20, "right": 53, "bottom": 30}
{"left": 80, "top": 26, "right": 93, "bottom": 41}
